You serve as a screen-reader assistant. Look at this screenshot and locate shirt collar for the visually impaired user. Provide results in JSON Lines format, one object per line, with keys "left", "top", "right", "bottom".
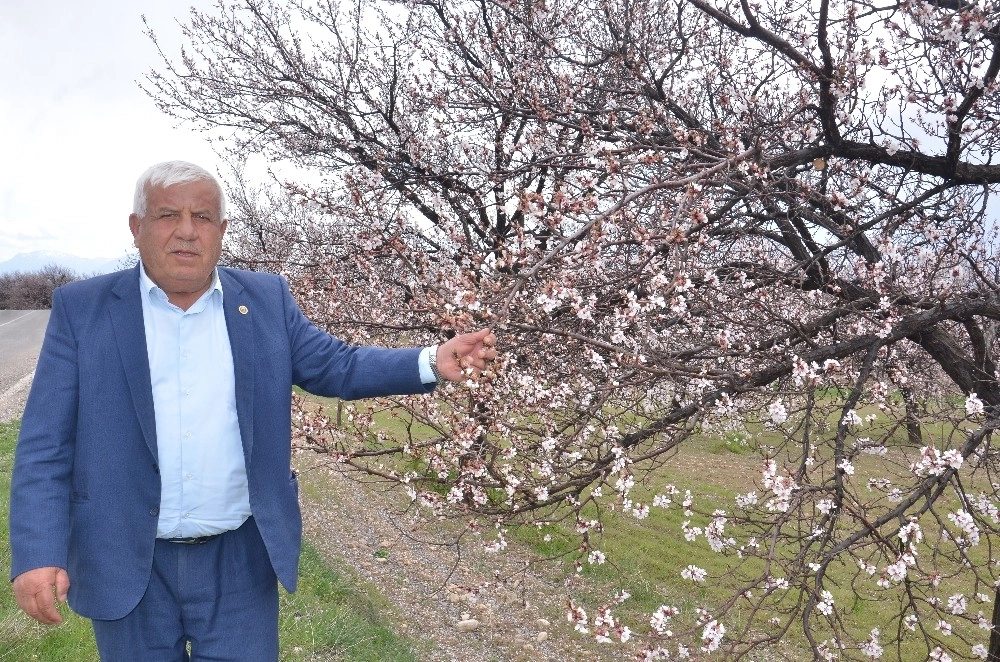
{"left": 138, "top": 261, "right": 224, "bottom": 307}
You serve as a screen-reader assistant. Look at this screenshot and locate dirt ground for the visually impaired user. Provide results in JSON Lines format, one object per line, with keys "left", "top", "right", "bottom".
{"left": 294, "top": 450, "right": 623, "bottom": 661}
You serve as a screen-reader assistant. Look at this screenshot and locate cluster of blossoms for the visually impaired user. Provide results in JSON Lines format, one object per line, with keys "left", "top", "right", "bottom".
{"left": 947, "top": 509, "right": 981, "bottom": 546}
{"left": 482, "top": 529, "right": 508, "bottom": 553}
{"left": 705, "top": 510, "right": 730, "bottom": 552}
{"left": 966, "top": 392, "right": 984, "bottom": 415}
{"left": 762, "top": 458, "right": 798, "bottom": 512}
{"left": 637, "top": 644, "right": 691, "bottom": 660}
{"left": 649, "top": 604, "right": 680, "bottom": 635}
{"left": 909, "top": 446, "right": 964, "bottom": 477}
{"left": 681, "top": 565, "right": 707, "bottom": 583}
{"left": 877, "top": 520, "right": 923, "bottom": 586}
{"left": 652, "top": 483, "right": 679, "bottom": 508}
{"left": 791, "top": 355, "right": 823, "bottom": 387}
{"left": 790, "top": 356, "right": 843, "bottom": 388}
{"left": 859, "top": 628, "right": 883, "bottom": 659}
{"left": 593, "top": 606, "right": 631, "bottom": 644}
{"left": 768, "top": 398, "right": 788, "bottom": 424}
{"left": 567, "top": 601, "right": 589, "bottom": 634}
{"left": 948, "top": 593, "right": 968, "bottom": 615}
{"left": 567, "top": 600, "right": 632, "bottom": 644}
{"left": 815, "top": 590, "right": 835, "bottom": 616}
{"left": 700, "top": 619, "right": 725, "bottom": 653}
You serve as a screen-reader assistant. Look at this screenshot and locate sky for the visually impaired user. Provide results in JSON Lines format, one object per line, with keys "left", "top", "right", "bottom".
{"left": 0, "top": 0, "right": 226, "bottom": 262}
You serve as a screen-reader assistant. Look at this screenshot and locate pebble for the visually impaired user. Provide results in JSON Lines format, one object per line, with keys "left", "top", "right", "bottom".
{"left": 536, "top": 618, "right": 551, "bottom": 628}
{"left": 455, "top": 618, "right": 481, "bottom": 632}
{"left": 536, "top": 631, "right": 549, "bottom": 642}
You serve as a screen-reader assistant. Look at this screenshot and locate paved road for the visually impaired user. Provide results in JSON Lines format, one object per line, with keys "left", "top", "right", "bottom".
{"left": 0, "top": 310, "right": 50, "bottom": 421}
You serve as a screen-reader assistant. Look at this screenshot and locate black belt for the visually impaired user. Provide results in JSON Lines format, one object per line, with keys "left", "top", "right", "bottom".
{"left": 162, "top": 533, "right": 223, "bottom": 545}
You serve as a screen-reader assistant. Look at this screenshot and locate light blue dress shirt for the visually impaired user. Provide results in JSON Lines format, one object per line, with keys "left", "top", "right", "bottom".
{"left": 139, "top": 265, "right": 439, "bottom": 539}
{"left": 139, "top": 264, "right": 250, "bottom": 539}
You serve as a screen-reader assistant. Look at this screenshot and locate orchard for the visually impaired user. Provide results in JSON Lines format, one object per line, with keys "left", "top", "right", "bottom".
{"left": 146, "top": 1, "right": 1000, "bottom": 658}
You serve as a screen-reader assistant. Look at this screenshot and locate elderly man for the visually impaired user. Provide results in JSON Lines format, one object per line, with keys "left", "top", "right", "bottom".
{"left": 9, "top": 160, "right": 496, "bottom": 661}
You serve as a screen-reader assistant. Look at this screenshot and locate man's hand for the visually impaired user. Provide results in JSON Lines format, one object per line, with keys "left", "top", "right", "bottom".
{"left": 436, "top": 328, "right": 498, "bottom": 382}
{"left": 13, "top": 566, "right": 70, "bottom": 625}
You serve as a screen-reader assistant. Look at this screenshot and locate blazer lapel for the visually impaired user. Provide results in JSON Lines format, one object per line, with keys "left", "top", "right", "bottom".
{"left": 220, "top": 269, "right": 256, "bottom": 462}
{"left": 109, "top": 265, "right": 158, "bottom": 460}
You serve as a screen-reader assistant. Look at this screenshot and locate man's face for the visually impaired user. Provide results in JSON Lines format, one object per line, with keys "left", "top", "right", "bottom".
{"left": 129, "top": 179, "right": 228, "bottom": 309}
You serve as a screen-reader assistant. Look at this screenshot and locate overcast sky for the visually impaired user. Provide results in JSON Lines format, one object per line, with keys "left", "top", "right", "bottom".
{"left": 0, "top": 0, "right": 225, "bottom": 262}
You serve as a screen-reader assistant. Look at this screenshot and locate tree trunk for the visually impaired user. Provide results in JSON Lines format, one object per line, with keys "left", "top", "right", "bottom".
{"left": 989, "top": 586, "right": 1000, "bottom": 661}
{"left": 900, "top": 387, "right": 923, "bottom": 446}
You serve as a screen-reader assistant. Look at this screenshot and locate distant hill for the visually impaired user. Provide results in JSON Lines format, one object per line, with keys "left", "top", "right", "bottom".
{"left": 0, "top": 251, "right": 128, "bottom": 276}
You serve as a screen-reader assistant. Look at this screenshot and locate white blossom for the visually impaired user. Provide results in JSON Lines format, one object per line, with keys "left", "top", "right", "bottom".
{"left": 966, "top": 392, "right": 984, "bottom": 415}
{"left": 815, "top": 590, "right": 835, "bottom": 615}
{"left": 768, "top": 399, "right": 788, "bottom": 424}
{"left": 681, "top": 565, "right": 707, "bottom": 583}
{"left": 859, "top": 628, "right": 883, "bottom": 659}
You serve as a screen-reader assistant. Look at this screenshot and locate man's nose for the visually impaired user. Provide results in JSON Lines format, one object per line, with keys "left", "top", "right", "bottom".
{"left": 174, "top": 212, "right": 198, "bottom": 238}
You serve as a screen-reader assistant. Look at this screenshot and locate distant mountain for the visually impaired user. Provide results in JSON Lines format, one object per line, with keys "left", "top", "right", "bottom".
{"left": 0, "top": 251, "right": 128, "bottom": 276}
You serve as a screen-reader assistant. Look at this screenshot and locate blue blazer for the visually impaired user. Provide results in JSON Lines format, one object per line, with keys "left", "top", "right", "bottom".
{"left": 9, "top": 266, "right": 432, "bottom": 620}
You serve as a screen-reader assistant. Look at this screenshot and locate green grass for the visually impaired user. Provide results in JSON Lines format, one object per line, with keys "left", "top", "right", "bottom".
{"left": 294, "top": 390, "right": 999, "bottom": 657}
{"left": 507, "top": 424, "right": 995, "bottom": 658}
{"left": 0, "top": 419, "right": 417, "bottom": 661}
{"left": 279, "top": 544, "right": 418, "bottom": 662}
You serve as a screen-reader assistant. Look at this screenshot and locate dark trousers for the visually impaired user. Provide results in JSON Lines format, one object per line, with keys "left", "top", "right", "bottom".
{"left": 91, "top": 517, "right": 279, "bottom": 661}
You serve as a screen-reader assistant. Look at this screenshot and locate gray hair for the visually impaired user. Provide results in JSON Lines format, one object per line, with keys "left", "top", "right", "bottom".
{"left": 132, "top": 161, "right": 227, "bottom": 220}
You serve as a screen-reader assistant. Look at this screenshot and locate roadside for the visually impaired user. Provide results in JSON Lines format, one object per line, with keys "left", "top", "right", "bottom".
{"left": 294, "top": 452, "right": 612, "bottom": 662}
{"left": 0, "top": 311, "right": 49, "bottom": 423}
{"left": 0, "top": 370, "right": 34, "bottom": 424}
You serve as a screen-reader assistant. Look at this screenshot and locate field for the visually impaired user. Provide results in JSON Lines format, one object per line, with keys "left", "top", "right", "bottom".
{"left": 3, "top": 399, "right": 996, "bottom": 661}
{"left": 313, "top": 394, "right": 997, "bottom": 660}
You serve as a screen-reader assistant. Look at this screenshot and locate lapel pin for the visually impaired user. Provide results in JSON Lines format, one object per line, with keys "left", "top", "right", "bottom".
{"left": 239, "top": 305, "right": 249, "bottom": 315}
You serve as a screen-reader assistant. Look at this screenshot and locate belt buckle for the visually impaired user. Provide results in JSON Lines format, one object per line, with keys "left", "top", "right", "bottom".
{"left": 164, "top": 534, "right": 221, "bottom": 544}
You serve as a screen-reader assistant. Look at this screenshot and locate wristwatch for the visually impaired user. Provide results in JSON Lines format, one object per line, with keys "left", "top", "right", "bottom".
{"left": 428, "top": 344, "right": 443, "bottom": 382}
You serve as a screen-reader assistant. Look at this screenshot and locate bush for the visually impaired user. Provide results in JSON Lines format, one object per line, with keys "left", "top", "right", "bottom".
{"left": 0, "top": 265, "right": 78, "bottom": 310}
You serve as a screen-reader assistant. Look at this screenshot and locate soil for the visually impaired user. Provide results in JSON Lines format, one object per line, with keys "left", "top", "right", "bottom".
{"left": 294, "top": 450, "right": 618, "bottom": 661}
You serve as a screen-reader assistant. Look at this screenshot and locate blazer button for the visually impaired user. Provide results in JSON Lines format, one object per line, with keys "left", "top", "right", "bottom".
{"left": 149, "top": 507, "right": 159, "bottom": 517}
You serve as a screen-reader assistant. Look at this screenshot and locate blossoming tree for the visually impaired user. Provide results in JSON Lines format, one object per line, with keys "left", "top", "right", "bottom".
{"left": 146, "top": 0, "right": 1000, "bottom": 658}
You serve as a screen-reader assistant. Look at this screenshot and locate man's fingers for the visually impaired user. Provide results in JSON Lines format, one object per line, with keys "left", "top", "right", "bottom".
{"left": 13, "top": 568, "right": 67, "bottom": 625}
{"left": 35, "top": 590, "right": 63, "bottom": 625}
{"left": 55, "top": 569, "right": 70, "bottom": 602}
{"left": 18, "top": 588, "right": 61, "bottom": 625}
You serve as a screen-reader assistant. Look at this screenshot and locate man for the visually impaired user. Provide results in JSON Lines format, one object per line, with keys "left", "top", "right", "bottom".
{"left": 9, "top": 160, "right": 497, "bottom": 661}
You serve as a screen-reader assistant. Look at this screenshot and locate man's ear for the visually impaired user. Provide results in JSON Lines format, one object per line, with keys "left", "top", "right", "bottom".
{"left": 129, "top": 214, "right": 141, "bottom": 243}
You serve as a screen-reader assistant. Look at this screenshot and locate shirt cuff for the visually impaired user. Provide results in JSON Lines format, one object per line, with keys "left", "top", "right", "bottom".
{"left": 418, "top": 346, "right": 437, "bottom": 384}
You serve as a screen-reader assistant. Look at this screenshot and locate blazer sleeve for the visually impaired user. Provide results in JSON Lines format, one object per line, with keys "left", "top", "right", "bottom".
{"left": 277, "top": 277, "right": 435, "bottom": 400}
{"left": 9, "top": 288, "right": 79, "bottom": 578}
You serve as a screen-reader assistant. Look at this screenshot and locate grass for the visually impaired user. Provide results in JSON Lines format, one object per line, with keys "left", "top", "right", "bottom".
{"left": 298, "top": 392, "right": 1000, "bottom": 658}
{"left": 0, "top": 419, "right": 417, "bottom": 661}
{"left": 507, "top": 425, "right": 996, "bottom": 659}
{"left": 8, "top": 389, "right": 986, "bottom": 660}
